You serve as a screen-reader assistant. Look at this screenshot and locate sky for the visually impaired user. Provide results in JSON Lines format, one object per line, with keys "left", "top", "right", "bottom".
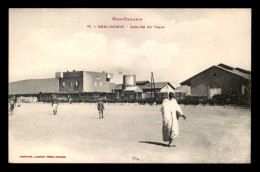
{"left": 9, "top": 8, "right": 251, "bottom": 87}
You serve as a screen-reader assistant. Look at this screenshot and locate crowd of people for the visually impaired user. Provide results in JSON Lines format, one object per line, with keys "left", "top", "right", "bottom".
{"left": 16, "top": 96, "right": 38, "bottom": 103}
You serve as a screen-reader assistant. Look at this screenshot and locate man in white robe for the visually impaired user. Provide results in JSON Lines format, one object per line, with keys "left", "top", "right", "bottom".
{"left": 161, "top": 92, "right": 186, "bottom": 147}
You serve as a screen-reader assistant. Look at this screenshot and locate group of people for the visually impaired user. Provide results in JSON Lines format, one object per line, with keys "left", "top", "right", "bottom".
{"left": 51, "top": 95, "right": 105, "bottom": 118}
{"left": 12, "top": 92, "right": 186, "bottom": 147}
{"left": 16, "top": 96, "right": 38, "bottom": 103}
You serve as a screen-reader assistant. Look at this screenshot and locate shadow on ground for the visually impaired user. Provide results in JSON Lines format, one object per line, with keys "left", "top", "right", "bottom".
{"left": 139, "top": 141, "right": 174, "bottom": 147}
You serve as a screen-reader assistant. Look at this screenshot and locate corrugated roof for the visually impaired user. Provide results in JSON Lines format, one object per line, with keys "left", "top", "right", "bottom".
{"left": 217, "top": 63, "right": 234, "bottom": 70}
{"left": 234, "top": 68, "right": 251, "bottom": 74}
{"left": 9, "top": 78, "right": 59, "bottom": 95}
{"left": 216, "top": 66, "right": 251, "bottom": 80}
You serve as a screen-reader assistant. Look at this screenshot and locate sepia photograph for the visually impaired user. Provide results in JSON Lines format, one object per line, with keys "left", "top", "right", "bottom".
{"left": 8, "top": 8, "right": 251, "bottom": 163}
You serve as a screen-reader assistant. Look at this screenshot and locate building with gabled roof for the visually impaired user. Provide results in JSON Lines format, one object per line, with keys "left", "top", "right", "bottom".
{"left": 180, "top": 63, "right": 251, "bottom": 99}
{"left": 138, "top": 82, "right": 175, "bottom": 92}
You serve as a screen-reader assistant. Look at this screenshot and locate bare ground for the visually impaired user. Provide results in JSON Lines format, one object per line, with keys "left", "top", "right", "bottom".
{"left": 8, "top": 103, "right": 251, "bottom": 163}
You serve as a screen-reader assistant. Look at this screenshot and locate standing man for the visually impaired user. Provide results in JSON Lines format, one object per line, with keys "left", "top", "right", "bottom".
{"left": 13, "top": 96, "right": 17, "bottom": 107}
{"left": 68, "top": 96, "right": 72, "bottom": 104}
{"left": 51, "top": 94, "right": 59, "bottom": 115}
{"left": 97, "top": 99, "right": 105, "bottom": 119}
{"left": 161, "top": 92, "right": 186, "bottom": 147}
{"left": 68, "top": 95, "right": 72, "bottom": 104}
{"left": 69, "top": 97, "right": 72, "bottom": 104}
{"left": 9, "top": 96, "right": 15, "bottom": 115}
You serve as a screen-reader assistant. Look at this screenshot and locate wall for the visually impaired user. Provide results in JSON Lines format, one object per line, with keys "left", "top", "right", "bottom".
{"left": 63, "top": 71, "right": 83, "bottom": 78}
{"left": 123, "top": 75, "right": 136, "bottom": 86}
{"left": 59, "top": 78, "right": 83, "bottom": 93}
{"left": 191, "top": 84, "right": 208, "bottom": 96}
{"left": 83, "top": 72, "right": 113, "bottom": 93}
{"left": 174, "top": 85, "right": 191, "bottom": 96}
{"left": 160, "top": 84, "right": 175, "bottom": 93}
{"left": 58, "top": 71, "right": 84, "bottom": 93}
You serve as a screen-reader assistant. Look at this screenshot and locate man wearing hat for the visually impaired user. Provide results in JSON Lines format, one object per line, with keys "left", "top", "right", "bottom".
{"left": 161, "top": 92, "right": 186, "bottom": 147}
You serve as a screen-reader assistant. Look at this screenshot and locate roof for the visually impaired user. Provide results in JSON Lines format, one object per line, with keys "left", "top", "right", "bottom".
{"left": 113, "top": 82, "right": 175, "bottom": 91}
{"left": 124, "top": 86, "right": 143, "bottom": 92}
{"left": 114, "top": 84, "right": 123, "bottom": 90}
{"left": 139, "top": 82, "right": 175, "bottom": 90}
{"left": 217, "top": 63, "right": 234, "bottom": 70}
{"left": 216, "top": 66, "right": 251, "bottom": 80}
{"left": 234, "top": 68, "right": 251, "bottom": 75}
{"left": 180, "top": 64, "right": 251, "bottom": 85}
{"left": 9, "top": 78, "right": 59, "bottom": 95}
{"left": 136, "top": 81, "right": 150, "bottom": 85}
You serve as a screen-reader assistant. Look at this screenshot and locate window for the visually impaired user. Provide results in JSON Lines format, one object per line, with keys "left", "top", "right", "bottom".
{"left": 75, "top": 81, "right": 79, "bottom": 87}
{"left": 209, "top": 88, "right": 221, "bottom": 98}
{"left": 62, "top": 82, "right": 66, "bottom": 88}
{"left": 242, "top": 85, "right": 248, "bottom": 94}
{"left": 100, "top": 82, "right": 102, "bottom": 86}
{"left": 95, "top": 82, "right": 97, "bottom": 86}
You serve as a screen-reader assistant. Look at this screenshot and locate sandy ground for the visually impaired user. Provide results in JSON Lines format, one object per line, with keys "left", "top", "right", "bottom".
{"left": 8, "top": 102, "right": 251, "bottom": 163}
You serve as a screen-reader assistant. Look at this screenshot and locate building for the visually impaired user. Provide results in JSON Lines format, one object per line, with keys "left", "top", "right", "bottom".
{"left": 138, "top": 82, "right": 175, "bottom": 100}
{"left": 114, "top": 74, "right": 142, "bottom": 100}
{"left": 9, "top": 71, "right": 176, "bottom": 103}
{"left": 57, "top": 70, "right": 114, "bottom": 93}
{"left": 56, "top": 70, "right": 116, "bottom": 101}
{"left": 180, "top": 63, "right": 251, "bottom": 99}
{"left": 174, "top": 85, "right": 191, "bottom": 99}
{"left": 114, "top": 75, "right": 175, "bottom": 101}
{"left": 9, "top": 70, "right": 116, "bottom": 102}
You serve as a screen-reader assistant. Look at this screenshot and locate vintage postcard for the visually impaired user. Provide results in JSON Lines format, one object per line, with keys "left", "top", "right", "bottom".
{"left": 8, "top": 8, "right": 251, "bottom": 163}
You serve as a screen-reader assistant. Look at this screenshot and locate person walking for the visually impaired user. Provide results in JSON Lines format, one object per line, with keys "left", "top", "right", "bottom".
{"left": 97, "top": 99, "right": 105, "bottom": 119}
{"left": 161, "top": 92, "right": 186, "bottom": 147}
{"left": 51, "top": 95, "right": 59, "bottom": 115}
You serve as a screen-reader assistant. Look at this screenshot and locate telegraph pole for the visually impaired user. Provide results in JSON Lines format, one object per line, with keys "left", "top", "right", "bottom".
{"left": 151, "top": 72, "right": 153, "bottom": 98}
{"left": 151, "top": 72, "right": 156, "bottom": 100}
